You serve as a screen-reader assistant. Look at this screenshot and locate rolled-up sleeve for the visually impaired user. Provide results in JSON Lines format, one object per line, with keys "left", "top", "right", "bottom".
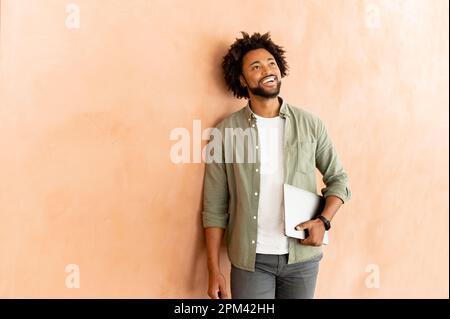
{"left": 202, "top": 131, "right": 229, "bottom": 229}
{"left": 314, "top": 117, "right": 352, "bottom": 204}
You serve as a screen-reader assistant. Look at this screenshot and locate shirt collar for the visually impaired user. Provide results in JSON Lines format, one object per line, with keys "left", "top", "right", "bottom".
{"left": 244, "top": 96, "right": 288, "bottom": 121}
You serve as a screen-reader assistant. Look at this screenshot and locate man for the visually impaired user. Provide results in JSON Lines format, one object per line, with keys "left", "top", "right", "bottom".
{"left": 202, "top": 32, "right": 351, "bottom": 299}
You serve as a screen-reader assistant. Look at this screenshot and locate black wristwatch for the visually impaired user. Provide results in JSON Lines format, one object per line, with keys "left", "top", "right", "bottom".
{"left": 317, "top": 215, "right": 331, "bottom": 231}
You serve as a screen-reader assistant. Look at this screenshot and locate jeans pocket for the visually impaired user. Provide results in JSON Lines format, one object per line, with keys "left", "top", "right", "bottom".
{"left": 306, "top": 253, "right": 323, "bottom": 263}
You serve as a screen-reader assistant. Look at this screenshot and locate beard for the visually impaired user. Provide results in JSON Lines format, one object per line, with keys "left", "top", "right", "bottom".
{"left": 248, "top": 79, "right": 281, "bottom": 98}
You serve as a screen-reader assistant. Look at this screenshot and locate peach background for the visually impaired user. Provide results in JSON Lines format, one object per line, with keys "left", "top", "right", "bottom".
{"left": 0, "top": 0, "right": 448, "bottom": 298}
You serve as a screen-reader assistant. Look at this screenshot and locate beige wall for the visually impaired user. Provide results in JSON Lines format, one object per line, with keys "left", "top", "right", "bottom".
{"left": 0, "top": 0, "right": 448, "bottom": 298}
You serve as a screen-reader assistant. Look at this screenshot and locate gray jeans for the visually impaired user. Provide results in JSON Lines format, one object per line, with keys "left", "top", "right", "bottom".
{"left": 230, "top": 253, "right": 322, "bottom": 299}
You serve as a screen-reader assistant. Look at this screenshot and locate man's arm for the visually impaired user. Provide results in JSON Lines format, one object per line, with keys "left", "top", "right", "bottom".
{"left": 315, "top": 117, "right": 352, "bottom": 204}
{"left": 296, "top": 195, "right": 343, "bottom": 246}
{"left": 296, "top": 117, "right": 351, "bottom": 246}
{"left": 202, "top": 129, "right": 230, "bottom": 298}
{"left": 204, "top": 227, "right": 229, "bottom": 299}
{"left": 205, "top": 227, "right": 225, "bottom": 273}
{"left": 320, "top": 195, "right": 343, "bottom": 222}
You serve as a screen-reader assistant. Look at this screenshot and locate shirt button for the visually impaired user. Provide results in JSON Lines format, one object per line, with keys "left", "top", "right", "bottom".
{"left": 255, "top": 168, "right": 259, "bottom": 172}
{"left": 252, "top": 124, "right": 255, "bottom": 127}
{"left": 251, "top": 240, "right": 255, "bottom": 244}
{"left": 256, "top": 145, "right": 259, "bottom": 149}
{"left": 254, "top": 192, "right": 258, "bottom": 196}
{"left": 253, "top": 216, "right": 257, "bottom": 219}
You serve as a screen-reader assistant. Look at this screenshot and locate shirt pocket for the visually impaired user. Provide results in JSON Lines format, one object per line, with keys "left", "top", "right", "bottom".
{"left": 296, "top": 141, "right": 316, "bottom": 174}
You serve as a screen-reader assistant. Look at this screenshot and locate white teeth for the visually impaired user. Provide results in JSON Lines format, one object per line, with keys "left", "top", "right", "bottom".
{"left": 262, "top": 76, "right": 276, "bottom": 84}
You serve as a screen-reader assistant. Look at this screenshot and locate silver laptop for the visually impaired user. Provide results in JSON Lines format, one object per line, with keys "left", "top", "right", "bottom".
{"left": 283, "top": 183, "right": 329, "bottom": 245}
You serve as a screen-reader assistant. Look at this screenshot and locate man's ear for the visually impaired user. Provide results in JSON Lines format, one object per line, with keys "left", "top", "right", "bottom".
{"left": 239, "top": 74, "right": 247, "bottom": 88}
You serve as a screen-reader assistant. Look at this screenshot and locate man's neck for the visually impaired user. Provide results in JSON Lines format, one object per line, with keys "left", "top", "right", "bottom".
{"left": 248, "top": 95, "right": 281, "bottom": 118}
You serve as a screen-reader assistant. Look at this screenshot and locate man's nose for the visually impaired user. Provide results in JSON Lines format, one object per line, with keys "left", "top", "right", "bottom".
{"left": 261, "top": 65, "right": 271, "bottom": 76}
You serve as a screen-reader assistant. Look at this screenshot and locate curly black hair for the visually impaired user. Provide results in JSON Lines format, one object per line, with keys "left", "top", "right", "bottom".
{"left": 221, "top": 31, "right": 289, "bottom": 99}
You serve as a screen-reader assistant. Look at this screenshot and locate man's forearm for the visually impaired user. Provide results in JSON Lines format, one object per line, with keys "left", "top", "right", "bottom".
{"left": 205, "top": 227, "right": 225, "bottom": 273}
{"left": 320, "top": 195, "right": 344, "bottom": 222}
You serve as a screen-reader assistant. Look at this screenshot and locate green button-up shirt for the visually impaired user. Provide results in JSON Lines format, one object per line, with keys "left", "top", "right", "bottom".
{"left": 202, "top": 97, "right": 351, "bottom": 271}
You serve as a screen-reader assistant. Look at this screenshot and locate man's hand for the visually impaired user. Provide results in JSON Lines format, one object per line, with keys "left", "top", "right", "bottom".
{"left": 295, "top": 219, "right": 326, "bottom": 246}
{"left": 207, "top": 270, "right": 230, "bottom": 299}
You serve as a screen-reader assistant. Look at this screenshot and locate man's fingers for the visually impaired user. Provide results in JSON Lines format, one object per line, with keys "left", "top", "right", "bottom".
{"left": 209, "top": 290, "right": 219, "bottom": 299}
{"left": 219, "top": 284, "right": 229, "bottom": 299}
{"left": 296, "top": 220, "right": 312, "bottom": 231}
{"left": 299, "top": 237, "right": 313, "bottom": 245}
{"left": 300, "top": 235, "right": 323, "bottom": 246}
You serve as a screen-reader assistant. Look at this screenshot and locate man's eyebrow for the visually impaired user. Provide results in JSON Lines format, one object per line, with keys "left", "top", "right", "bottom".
{"left": 249, "top": 57, "right": 275, "bottom": 67}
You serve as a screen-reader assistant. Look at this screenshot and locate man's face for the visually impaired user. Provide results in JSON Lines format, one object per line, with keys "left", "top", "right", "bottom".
{"left": 240, "top": 48, "right": 282, "bottom": 98}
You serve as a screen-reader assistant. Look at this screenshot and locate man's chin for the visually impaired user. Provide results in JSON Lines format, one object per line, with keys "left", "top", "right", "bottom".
{"left": 261, "top": 93, "right": 279, "bottom": 98}
{"left": 257, "top": 90, "right": 280, "bottom": 98}
{"left": 249, "top": 82, "right": 281, "bottom": 98}
{"left": 250, "top": 87, "right": 281, "bottom": 99}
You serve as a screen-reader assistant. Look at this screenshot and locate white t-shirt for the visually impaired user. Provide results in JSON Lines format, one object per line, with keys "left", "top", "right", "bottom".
{"left": 254, "top": 113, "right": 289, "bottom": 254}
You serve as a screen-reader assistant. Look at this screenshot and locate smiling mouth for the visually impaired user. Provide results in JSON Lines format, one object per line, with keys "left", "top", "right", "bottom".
{"left": 261, "top": 75, "right": 277, "bottom": 86}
